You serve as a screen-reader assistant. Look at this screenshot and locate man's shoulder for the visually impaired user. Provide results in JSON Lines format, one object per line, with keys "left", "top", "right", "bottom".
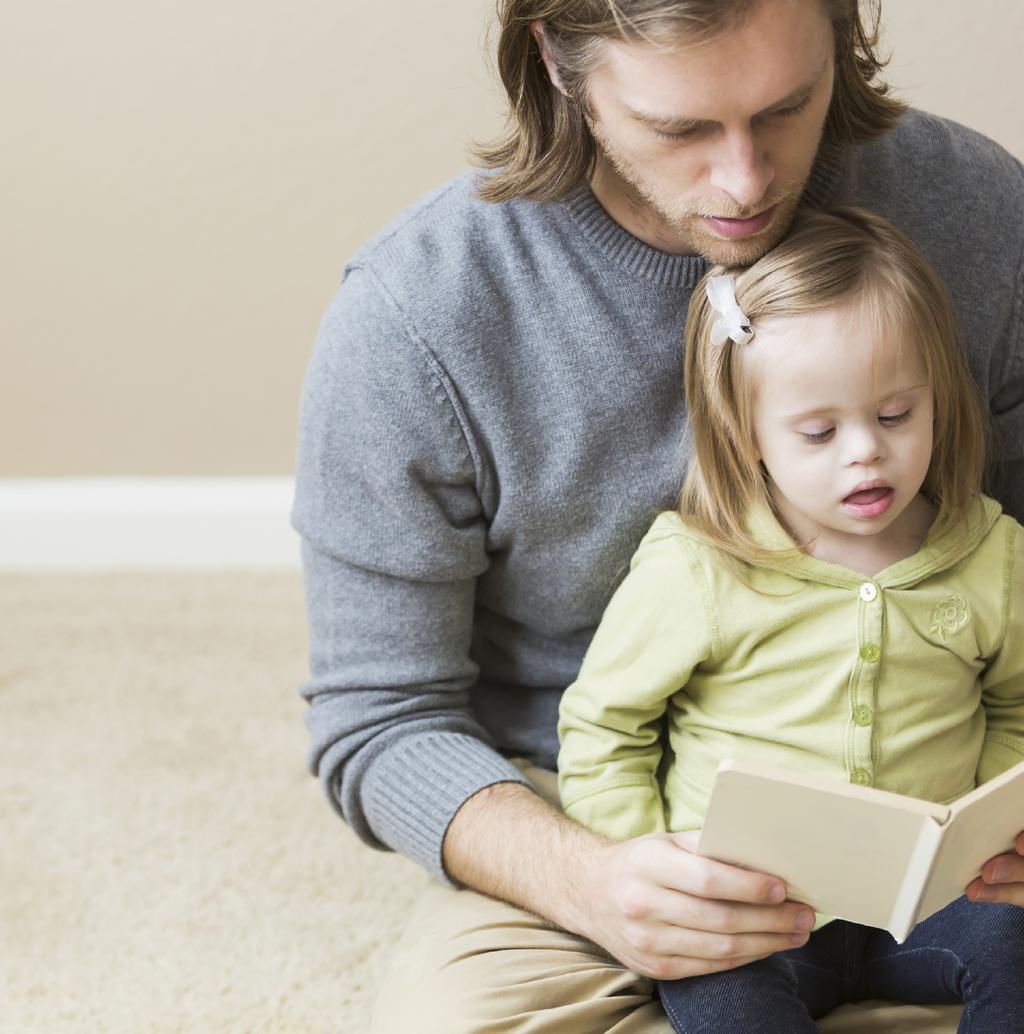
{"left": 334, "top": 169, "right": 574, "bottom": 345}
{"left": 850, "top": 108, "right": 1024, "bottom": 215}
{"left": 882, "top": 109, "right": 1020, "bottom": 169}
{"left": 347, "top": 169, "right": 546, "bottom": 283}
{"left": 350, "top": 171, "right": 474, "bottom": 262}
{"left": 844, "top": 109, "right": 1024, "bottom": 332}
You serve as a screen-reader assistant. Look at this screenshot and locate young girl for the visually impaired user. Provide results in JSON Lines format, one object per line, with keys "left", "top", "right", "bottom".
{"left": 557, "top": 207, "right": 1024, "bottom": 1033}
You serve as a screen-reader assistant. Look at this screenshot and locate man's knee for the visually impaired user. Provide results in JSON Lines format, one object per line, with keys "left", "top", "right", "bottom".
{"left": 369, "top": 882, "right": 670, "bottom": 1034}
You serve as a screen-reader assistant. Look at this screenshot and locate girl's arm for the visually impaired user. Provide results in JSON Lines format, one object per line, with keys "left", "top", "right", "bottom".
{"left": 448, "top": 520, "right": 819, "bottom": 978}
{"left": 558, "top": 519, "right": 715, "bottom": 840}
{"left": 970, "top": 519, "right": 1024, "bottom": 906}
{"left": 977, "top": 519, "right": 1024, "bottom": 786}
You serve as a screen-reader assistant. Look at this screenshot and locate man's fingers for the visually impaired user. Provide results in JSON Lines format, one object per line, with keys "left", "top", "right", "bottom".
{"left": 659, "top": 835, "right": 787, "bottom": 905}
{"left": 593, "top": 833, "right": 821, "bottom": 985}
{"left": 671, "top": 830, "right": 702, "bottom": 852}
{"left": 648, "top": 922, "right": 810, "bottom": 963}
{"left": 641, "top": 953, "right": 759, "bottom": 982}
{"left": 640, "top": 885, "right": 815, "bottom": 938}
{"left": 613, "top": 884, "right": 815, "bottom": 977}
{"left": 637, "top": 948, "right": 783, "bottom": 982}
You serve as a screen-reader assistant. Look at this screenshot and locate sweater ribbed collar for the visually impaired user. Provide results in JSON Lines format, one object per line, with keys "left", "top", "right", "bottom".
{"left": 564, "top": 143, "right": 847, "bottom": 289}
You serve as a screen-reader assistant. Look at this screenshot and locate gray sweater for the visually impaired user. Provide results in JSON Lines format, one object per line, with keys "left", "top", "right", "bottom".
{"left": 292, "top": 110, "right": 1024, "bottom": 883}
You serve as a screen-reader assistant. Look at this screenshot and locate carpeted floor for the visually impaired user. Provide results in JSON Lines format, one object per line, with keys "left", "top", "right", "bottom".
{"left": 2, "top": 573, "right": 965, "bottom": 1034}
{"left": 1, "top": 572, "right": 429, "bottom": 1033}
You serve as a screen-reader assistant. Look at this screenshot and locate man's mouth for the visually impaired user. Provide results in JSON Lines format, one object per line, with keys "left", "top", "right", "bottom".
{"left": 702, "top": 205, "right": 777, "bottom": 239}
{"left": 842, "top": 485, "right": 895, "bottom": 519}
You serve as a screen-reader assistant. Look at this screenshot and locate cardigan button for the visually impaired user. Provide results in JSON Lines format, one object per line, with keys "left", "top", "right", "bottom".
{"left": 853, "top": 705, "right": 874, "bottom": 726}
{"left": 851, "top": 768, "right": 873, "bottom": 787}
{"left": 858, "top": 582, "right": 879, "bottom": 602}
{"left": 860, "top": 643, "right": 881, "bottom": 663}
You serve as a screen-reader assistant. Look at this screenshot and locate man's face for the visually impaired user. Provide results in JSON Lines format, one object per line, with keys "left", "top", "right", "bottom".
{"left": 581, "top": 0, "right": 835, "bottom": 262}
{"left": 749, "top": 303, "right": 935, "bottom": 559}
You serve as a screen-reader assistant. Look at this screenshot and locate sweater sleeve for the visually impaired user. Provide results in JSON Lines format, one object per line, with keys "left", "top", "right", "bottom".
{"left": 291, "top": 264, "right": 529, "bottom": 884}
{"left": 978, "top": 519, "right": 1024, "bottom": 784}
{"left": 557, "top": 522, "right": 715, "bottom": 840}
{"left": 990, "top": 188, "right": 1024, "bottom": 525}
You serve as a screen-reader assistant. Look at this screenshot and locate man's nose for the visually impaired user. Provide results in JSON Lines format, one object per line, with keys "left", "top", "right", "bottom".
{"left": 708, "top": 131, "right": 774, "bottom": 210}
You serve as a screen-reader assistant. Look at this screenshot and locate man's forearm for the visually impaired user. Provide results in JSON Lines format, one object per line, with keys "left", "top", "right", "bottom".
{"left": 441, "top": 781, "right": 608, "bottom": 936}
{"left": 442, "top": 778, "right": 818, "bottom": 981}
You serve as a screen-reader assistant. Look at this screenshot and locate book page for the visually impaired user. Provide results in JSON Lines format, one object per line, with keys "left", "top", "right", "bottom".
{"left": 914, "top": 759, "right": 1024, "bottom": 924}
{"left": 697, "top": 760, "right": 948, "bottom": 931}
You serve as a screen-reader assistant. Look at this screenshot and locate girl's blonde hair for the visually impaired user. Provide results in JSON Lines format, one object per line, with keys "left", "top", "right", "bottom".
{"left": 678, "top": 206, "right": 988, "bottom": 568}
{"left": 474, "top": 0, "right": 906, "bottom": 204}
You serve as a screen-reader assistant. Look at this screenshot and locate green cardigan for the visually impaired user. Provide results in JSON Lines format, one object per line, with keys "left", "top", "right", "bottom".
{"left": 558, "top": 495, "right": 1024, "bottom": 843}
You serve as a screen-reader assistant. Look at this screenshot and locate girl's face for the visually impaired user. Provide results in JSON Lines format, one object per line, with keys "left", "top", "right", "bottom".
{"left": 748, "top": 300, "right": 935, "bottom": 557}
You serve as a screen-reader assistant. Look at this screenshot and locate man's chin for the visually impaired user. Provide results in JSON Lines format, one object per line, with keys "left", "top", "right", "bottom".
{"left": 662, "top": 193, "right": 799, "bottom": 266}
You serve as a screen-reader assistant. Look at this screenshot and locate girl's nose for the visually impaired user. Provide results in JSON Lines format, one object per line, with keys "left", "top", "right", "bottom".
{"left": 846, "top": 425, "right": 885, "bottom": 467}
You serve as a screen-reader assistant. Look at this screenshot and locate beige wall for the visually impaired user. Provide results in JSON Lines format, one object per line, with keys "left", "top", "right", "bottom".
{"left": 3, "top": 1, "right": 1022, "bottom": 476}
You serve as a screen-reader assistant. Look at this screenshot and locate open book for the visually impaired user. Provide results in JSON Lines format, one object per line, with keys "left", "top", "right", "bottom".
{"left": 696, "top": 757, "right": 1024, "bottom": 942}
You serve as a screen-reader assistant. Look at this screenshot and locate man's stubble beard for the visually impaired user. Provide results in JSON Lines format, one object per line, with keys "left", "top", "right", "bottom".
{"left": 587, "top": 118, "right": 807, "bottom": 267}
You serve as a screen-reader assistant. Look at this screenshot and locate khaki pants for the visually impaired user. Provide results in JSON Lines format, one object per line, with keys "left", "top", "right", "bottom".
{"left": 370, "top": 765, "right": 962, "bottom": 1034}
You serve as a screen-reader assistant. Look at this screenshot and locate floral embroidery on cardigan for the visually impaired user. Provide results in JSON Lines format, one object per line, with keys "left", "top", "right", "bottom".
{"left": 929, "top": 594, "right": 971, "bottom": 641}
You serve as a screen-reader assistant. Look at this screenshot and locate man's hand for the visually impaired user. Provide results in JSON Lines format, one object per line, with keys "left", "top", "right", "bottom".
{"left": 575, "top": 829, "right": 815, "bottom": 980}
{"left": 443, "top": 783, "right": 814, "bottom": 981}
{"left": 966, "top": 831, "right": 1024, "bottom": 906}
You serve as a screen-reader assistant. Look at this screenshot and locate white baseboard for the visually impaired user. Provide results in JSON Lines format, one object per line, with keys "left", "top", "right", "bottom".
{"left": 0, "top": 478, "right": 301, "bottom": 570}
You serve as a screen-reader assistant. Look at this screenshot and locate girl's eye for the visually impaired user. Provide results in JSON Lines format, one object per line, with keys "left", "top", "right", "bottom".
{"left": 801, "top": 428, "right": 834, "bottom": 444}
{"left": 880, "top": 409, "right": 912, "bottom": 426}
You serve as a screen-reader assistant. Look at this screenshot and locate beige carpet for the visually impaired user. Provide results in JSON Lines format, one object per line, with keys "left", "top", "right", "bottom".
{"left": 2, "top": 573, "right": 963, "bottom": 1033}
{"left": 1, "top": 572, "right": 429, "bottom": 1033}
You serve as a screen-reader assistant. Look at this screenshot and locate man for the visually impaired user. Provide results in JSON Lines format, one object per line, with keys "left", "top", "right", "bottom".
{"left": 293, "top": 1, "right": 1024, "bottom": 1030}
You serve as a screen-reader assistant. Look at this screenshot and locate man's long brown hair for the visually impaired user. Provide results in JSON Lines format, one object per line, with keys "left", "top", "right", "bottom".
{"left": 473, "top": 0, "right": 906, "bottom": 203}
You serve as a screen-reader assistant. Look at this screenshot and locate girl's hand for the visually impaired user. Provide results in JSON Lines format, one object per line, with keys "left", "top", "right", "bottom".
{"left": 965, "top": 831, "right": 1024, "bottom": 906}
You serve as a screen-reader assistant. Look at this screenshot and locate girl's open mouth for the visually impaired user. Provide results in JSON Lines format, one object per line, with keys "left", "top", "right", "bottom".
{"left": 842, "top": 486, "right": 894, "bottom": 518}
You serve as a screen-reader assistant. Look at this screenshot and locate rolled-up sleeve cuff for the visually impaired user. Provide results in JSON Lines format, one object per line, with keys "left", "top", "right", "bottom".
{"left": 362, "top": 731, "right": 532, "bottom": 885}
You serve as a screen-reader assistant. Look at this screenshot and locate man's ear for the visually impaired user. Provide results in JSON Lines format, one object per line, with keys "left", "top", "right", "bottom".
{"left": 530, "top": 20, "right": 570, "bottom": 97}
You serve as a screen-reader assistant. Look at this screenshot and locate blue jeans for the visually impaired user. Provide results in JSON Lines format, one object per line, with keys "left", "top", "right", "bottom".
{"left": 657, "top": 897, "right": 1024, "bottom": 1033}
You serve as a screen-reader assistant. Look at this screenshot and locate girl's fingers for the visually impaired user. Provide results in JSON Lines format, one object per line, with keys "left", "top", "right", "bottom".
{"left": 966, "top": 866, "right": 1024, "bottom": 906}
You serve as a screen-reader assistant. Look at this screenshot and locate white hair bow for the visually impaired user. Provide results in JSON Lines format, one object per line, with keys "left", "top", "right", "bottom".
{"left": 706, "top": 276, "right": 753, "bottom": 346}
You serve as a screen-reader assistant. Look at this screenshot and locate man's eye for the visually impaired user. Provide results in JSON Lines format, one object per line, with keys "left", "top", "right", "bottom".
{"left": 801, "top": 428, "right": 834, "bottom": 444}
{"left": 653, "top": 126, "right": 700, "bottom": 142}
{"left": 880, "top": 409, "right": 912, "bottom": 426}
{"left": 775, "top": 97, "right": 812, "bottom": 118}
